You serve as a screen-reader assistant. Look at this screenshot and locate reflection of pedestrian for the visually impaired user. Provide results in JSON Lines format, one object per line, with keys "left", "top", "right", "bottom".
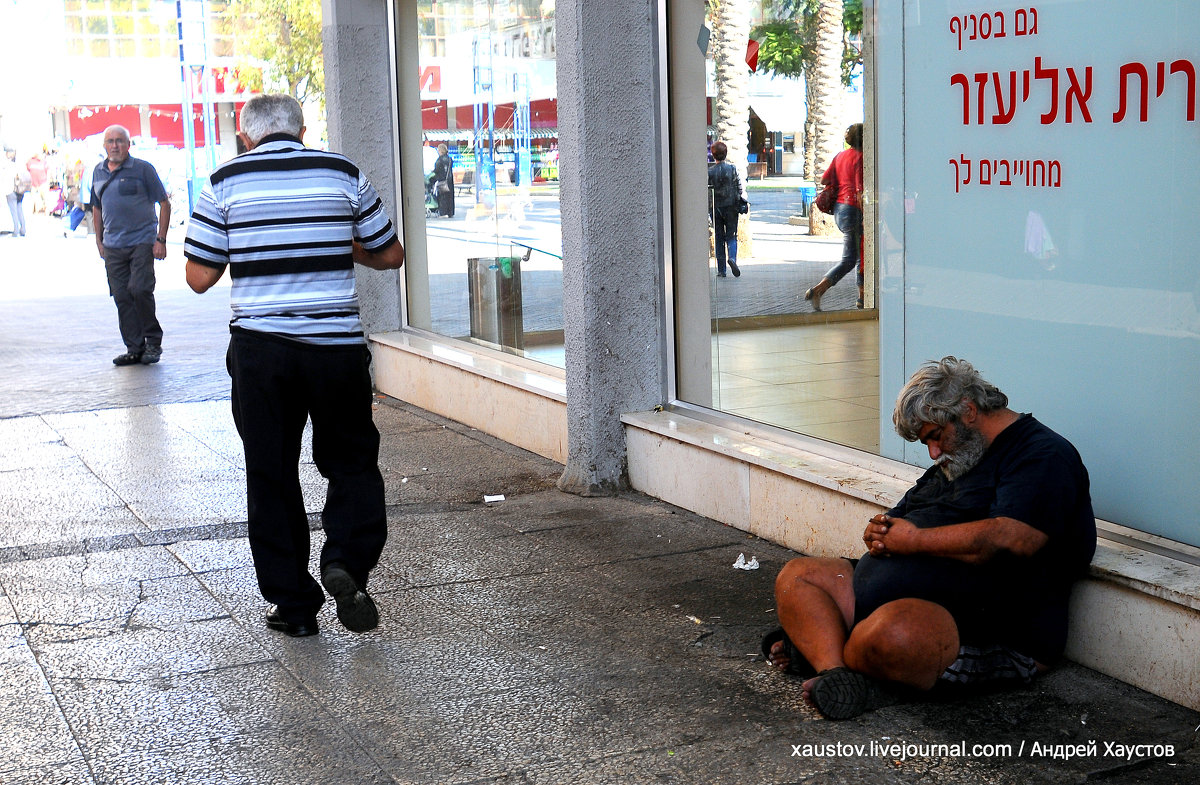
{"left": 183, "top": 94, "right": 406, "bottom": 638}
{"left": 91, "top": 125, "right": 171, "bottom": 365}
{"left": 707, "top": 140, "right": 745, "bottom": 277}
{"left": 805, "top": 123, "right": 865, "bottom": 310}
{"left": 431, "top": 143, "right": 455, "bottom": 217}
{"left": 3, "top": 149, "right": 28, "bottom": 237}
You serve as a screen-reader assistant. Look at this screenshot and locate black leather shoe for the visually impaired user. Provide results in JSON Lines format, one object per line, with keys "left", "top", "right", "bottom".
{"left": 265, "top": 606, "right": 319, "bottom": 637}
{"left": 113, "top": 351, "right": 142, "bottom": 366}
{"left": 321, "top": 563, "right": 379, "bottom": 633}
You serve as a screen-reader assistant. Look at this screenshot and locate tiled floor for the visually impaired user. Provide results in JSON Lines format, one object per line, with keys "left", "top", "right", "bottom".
{"left": 712, "top": 317, "right": 881, "bottom": 452}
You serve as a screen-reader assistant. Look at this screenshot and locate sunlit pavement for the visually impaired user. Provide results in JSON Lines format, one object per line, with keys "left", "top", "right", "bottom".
{"left": 0, "top": 212, "right": 1198, "bottom": 784}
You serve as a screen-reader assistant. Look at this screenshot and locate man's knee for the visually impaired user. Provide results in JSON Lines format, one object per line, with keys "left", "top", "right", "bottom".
{"left": 775, "top": 556, "right": 852, "bottom": 598}
{"left": 846, "top": 599, "right": 959, "bottom": 679}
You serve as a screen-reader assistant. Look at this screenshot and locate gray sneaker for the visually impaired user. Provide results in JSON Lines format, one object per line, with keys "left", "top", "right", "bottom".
{"left": 140, "top": 344, "right": 162, "bottom": 364}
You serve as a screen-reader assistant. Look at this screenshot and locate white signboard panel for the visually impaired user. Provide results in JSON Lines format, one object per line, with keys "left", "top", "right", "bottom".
{"left": 896, "top": 1, "right": 1200, "bottom": 544}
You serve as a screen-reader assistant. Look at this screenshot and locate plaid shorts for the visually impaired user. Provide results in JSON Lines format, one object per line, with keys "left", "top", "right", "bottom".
{"left": 938, "top": 643, "right": 1040, "bottom": 687}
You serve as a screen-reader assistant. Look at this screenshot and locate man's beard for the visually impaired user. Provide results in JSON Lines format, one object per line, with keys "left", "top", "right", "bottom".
{"left": 937, "top": 423, "right": 987, "bottom": 481}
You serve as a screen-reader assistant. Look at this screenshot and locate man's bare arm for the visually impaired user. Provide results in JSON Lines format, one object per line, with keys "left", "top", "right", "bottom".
{"left": 863, "top": 514, "right": 1048, "bottom": 563}
{"left": 185, "top": 260, "right": 226, "bottom": 293}
{"left": 92, "top": 202, "right": 105, "bottom": 258}
{"left": 353, "top": 239, "right": 405, "bottom": 270}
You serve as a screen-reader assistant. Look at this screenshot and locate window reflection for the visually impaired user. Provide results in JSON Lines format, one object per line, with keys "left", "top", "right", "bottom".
{"left": 413, "top": 1, "right": 563, "bottom": 367}
{"left": 700, "top": 1, "right": 878, "bottom": 452}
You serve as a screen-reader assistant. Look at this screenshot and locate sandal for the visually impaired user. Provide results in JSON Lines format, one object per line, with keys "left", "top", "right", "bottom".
{"left": 809, "top": 666, "right": 906, "bottom": 720}
{"left": 760, "top": 627, "right": 816, "bottom": 678}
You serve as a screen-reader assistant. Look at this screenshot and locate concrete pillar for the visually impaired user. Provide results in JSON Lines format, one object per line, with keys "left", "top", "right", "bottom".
{"left": 556, "top": 0, "right": 666, "bottom": 496}
{"left": 323, "top": 0, "right": 402, "bottom": 335}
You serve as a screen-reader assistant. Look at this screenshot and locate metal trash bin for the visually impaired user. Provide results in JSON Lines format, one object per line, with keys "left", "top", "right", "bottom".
{"left": 468, "top": 256, "right": 523, "bottom": 350}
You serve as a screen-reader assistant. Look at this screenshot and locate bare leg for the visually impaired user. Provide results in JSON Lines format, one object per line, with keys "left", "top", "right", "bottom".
{"left": 844, "top": 598, "right": 960, "bottom": 690}
{"left": 773, "top": 557, "right": 857, "bottom": 674}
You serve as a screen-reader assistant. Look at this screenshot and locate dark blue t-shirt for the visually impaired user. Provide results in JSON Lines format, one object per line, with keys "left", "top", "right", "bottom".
{"left": 853, "top": 414, "right": 1096, "bottom": 663}
{"left": 91, "top": 156, "right": 168, "bottom": 248}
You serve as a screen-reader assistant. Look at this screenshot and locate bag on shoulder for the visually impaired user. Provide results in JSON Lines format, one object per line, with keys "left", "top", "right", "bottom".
{"left": 814, "top": 181, "right": 837, "bottom": 214}
{"left": 14, "top": 169, "right": 31, "bottom": 196}
{"left": 711, "top": 163, "right": 738, "bottom": 208}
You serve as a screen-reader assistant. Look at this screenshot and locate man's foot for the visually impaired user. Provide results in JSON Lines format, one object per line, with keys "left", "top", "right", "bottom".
{"left": 113, "top": 351, "right": 142, "bottom": 366}
{"left": 140, "top": 344, "right": 162, "bottom": 364}
{"left": 804, "top": 286, "right": 823, "bottom": 312}
{"left": 265, "top": 606, "right": 319, "bottom": 637}
{"left": 804, "top": 667, "right": 903, "bottom": 720}
{"left": 716, "top": 272, "right": 727, "bottom": 278}
{"left": 761, "top": 627, "right": 815, "bottom": 677}
{"left": 321, "top": 563, "right": 379, "bottom": 633}
{"left": 730, "top": 261, "right": 741, "bottom": 277}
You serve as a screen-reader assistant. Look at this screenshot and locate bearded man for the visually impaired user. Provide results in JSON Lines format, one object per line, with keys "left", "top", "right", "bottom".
{"left": 765, "top": 356, "right": 1096, "bottom": 720}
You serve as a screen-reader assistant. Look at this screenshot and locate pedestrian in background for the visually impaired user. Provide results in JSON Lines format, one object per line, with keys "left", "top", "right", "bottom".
{"left": 708, "top": 140, "right": 746, "bottom": 278}
{"left": 3, "top": 149, "right": 28, "bottom": 237}
{"left": 90, "top": 125, "right": 171, "bottom": 366}
{"left": 183, "top": 94, "right": 405, "bottom": 638}
{"left": 805, "top": 123, "right": 865, "bottom": 310}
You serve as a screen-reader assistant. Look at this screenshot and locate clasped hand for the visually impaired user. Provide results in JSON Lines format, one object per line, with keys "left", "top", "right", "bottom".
{"left": 863, "top": 514, "right": 918, "bottom": 556}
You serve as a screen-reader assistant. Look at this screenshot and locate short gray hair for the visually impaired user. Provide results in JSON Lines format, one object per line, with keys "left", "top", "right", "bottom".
{"left": 240, "top": 94, "right": 304, "bottom": 145}
{"left": 103, "top": 125, "right": 130, "bottom": 141}
{"left": 892, "top": 356, "right": 1009, "bottom": 441}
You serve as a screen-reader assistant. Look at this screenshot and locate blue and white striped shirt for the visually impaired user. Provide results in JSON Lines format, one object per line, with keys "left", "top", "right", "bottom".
{"left": 183, "top": 135, "right": 399, "bottom": 346}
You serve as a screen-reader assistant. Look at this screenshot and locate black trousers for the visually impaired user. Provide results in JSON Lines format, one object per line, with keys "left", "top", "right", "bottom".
{"left": 103, "top": 243, "right": 162, "bottom": 352}
{"left": 227, "top": 330, "right": 387, "bottom": 623}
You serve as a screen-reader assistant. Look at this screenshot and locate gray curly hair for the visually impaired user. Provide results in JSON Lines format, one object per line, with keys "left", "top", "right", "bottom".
{"left": 892, "top": 356, "right": 1009, "bottom": 441}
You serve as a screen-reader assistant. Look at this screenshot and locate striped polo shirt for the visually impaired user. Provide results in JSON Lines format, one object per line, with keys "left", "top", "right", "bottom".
{"left": 183, "top": 134, "right": 399, "bottom": 346}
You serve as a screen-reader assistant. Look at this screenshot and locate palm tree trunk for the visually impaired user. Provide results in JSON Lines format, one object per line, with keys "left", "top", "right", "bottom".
{"left": 712, "top": 0, "right": 751, "bottom": 178}
{"left": 808, "top": 0, "right": 844, "bottom": 236}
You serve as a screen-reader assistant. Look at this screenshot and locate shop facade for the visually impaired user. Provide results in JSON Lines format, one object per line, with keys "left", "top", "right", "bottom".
{"left": 325, "top": 0, "right": 1200, "bottom": 709}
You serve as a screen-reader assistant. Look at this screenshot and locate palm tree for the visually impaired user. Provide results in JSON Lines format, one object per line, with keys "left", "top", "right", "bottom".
{"left": 710, "top": 0, "right": 752, "bottom": 179}
{"left": 808, "top": 0, "right": 844, "bottom": 234}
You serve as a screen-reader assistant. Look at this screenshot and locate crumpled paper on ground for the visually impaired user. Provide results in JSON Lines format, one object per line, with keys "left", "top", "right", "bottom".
{"left": 732, "top": 553, "right": 759, "bottom": 570}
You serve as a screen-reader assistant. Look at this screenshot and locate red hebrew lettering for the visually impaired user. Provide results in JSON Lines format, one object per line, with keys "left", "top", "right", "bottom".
{"left": 980, "top": 159, "right": 993, "bottom": 185}
{"left": 979, "top": 13, "right": 992, "bottom": 39}
{"left": 1033, "top": 159, "right": 1047, "bottom": 186}
{"left": 1048, "top": 160, "right": 1061, "bottom": 187}
{"left": 1034, "top": 57, "right": 1059, "bottom": 124}
{"left": 999, "top": 160, "right": 1012, "bottom": 185}
{"left": 1013, "top": 159, "right": 1028, "bottom": 185}
{"left": 1114, "top": 62, "right": 1150, "bottom": 122}
{"left": 994, "top": 11, "right": 1006, "bottom": 39}
{"left": 969, "top": 14, "right": 978, "bottom": 41}
{"left": 949, "top": 157, "right": 961, "bottom": 192}
{"left": 950, "top": 16, "right": 963, "bottom": 51}
{"left": 1015, "top": 8, "right": 1039, "bottom": 36}
{"left": 1156, "top": 61, "right": 1167, "bottom": 97}
{"left": 974, "top": 72, "right": 990, "bottom": 124}
{"left": 993, "top": 71, "right": 1019, "bottom": 124}
{"left": 951, "top": 73, "right": 971, "bottom": 124}
{"left": 1064, "top": 67, "right": 1093, "bottom": 123}
{"left": 1170, "top": 60, "right": 1197, "bottom": 121}
{"left": 960, "top": 154, "right": 972, "bottom": 184}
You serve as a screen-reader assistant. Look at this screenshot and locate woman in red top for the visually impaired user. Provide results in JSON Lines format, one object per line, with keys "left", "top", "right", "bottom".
{"left": 805, "top": 123, "right": 864, "bottom": 310}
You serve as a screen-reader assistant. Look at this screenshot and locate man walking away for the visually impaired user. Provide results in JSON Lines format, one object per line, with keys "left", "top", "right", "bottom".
{"left": 183, "top": 94, "right": 405, "bottom": 637}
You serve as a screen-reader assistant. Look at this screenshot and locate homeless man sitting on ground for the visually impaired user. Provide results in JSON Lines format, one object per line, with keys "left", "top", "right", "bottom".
{"left": 764, "top": 356, "right": 1096, "bottom": 720}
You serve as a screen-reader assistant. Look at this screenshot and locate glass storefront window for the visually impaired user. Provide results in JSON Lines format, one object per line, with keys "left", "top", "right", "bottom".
{"left": 407, "top": 0, "right": 563, "bottom": 367}
{"left": 673, "top": 0, "right": 877, "bottom": 451}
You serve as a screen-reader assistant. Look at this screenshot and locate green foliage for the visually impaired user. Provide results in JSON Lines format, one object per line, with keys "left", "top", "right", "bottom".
{"left": 753, "top": 0, "right": 863, "bottom": 85}
{"left": 231, "top": 0, "right": 324, "bottom": 106}
{"left": 753, "top": 21, "right": 806, "bottom": 77}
